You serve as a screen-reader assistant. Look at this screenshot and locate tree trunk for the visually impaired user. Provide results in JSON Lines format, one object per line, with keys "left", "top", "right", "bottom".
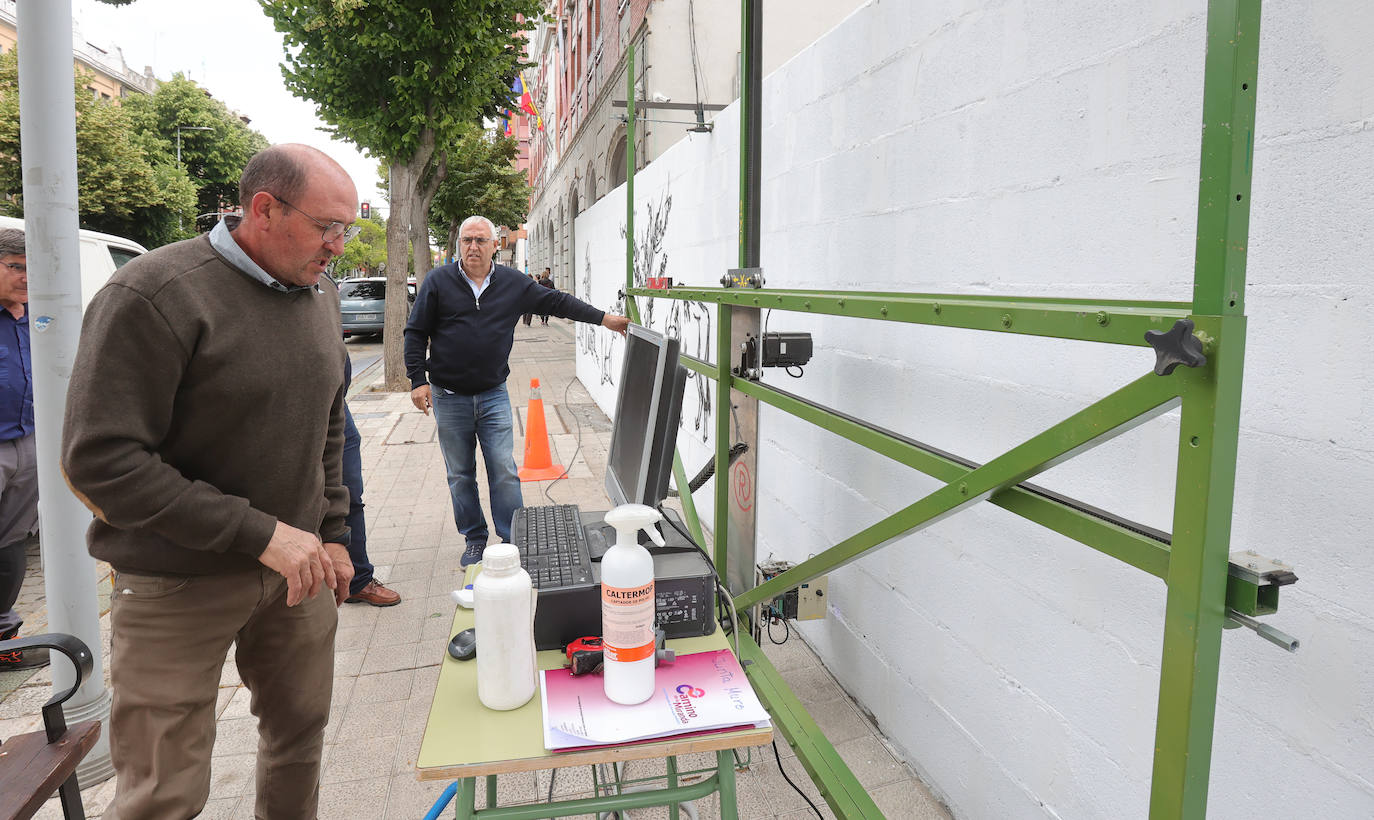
{"left": 446, "top": 220, "right": 459, "bottom": 264}
{"left": 410, "top": 148, "right": 448, "bottom": 285}
{"left": 383, "top": 129, "right": 442, "bottom": 392}
{"left": 382, "top": 162, "right": 412, "bottom": 392}
{"left": 409, "top": 202, "right": 430, "bottom": 284}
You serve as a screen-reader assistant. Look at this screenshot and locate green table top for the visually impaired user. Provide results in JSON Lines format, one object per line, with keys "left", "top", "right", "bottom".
{"left": 416, "top": 579, "right": 771, "bottom": 780}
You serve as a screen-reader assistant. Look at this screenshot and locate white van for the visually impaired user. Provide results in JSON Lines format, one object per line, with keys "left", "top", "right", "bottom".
{"left": 0, "top": 215, "right": 148, "bottom": 309}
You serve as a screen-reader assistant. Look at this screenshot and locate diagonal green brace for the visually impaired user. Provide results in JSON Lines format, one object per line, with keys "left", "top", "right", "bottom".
{"left": 737, "top": 632, "right": 884, "bottom": 819}
{"left": 733, "top": 378, "right": 1173, "bottom": 580}
{"left": 737, "top": 371, "right": 1181, "bottom": 611}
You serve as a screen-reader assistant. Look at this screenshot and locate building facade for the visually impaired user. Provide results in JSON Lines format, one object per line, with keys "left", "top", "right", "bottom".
{"left": 0, "top": 1, "right": 158, "bottom": 101}
{"left": 519, "top": 0, "right": 861, "bottom": 290}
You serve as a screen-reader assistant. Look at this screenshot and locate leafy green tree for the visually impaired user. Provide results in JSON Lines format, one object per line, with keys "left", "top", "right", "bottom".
{"left": 0, "top": 50, "right": 196, "bottom": 247}
{"left": 122, "top": 75, "right": 270, "bottom": 232}
{"left": 428, "top": 126, "right": 529, "bottom": 262}
{"left": 333, "top": 215, "right": 390, "bottom": 279}
{"left": 261, "top": 0, "right": 541, "bottom": 389}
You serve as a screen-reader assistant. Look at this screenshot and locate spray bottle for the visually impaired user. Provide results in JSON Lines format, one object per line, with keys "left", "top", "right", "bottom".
{"left": 473, "top": 543, "right": 538, "bottom": 710}
{"left": 600, "top": 504, "right": 665, "bottom": 704}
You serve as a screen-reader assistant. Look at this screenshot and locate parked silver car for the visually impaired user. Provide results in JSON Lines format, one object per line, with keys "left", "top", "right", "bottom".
{"left": 339, "top": 277, "right": 415, "bottom": 338}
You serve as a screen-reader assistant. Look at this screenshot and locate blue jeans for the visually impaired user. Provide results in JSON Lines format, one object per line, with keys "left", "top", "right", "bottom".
{"left": 342, "top": 406, "right": 374, "bottom": 595}
{"left": 432, "top": 384, "right": 524, "bottom": 546}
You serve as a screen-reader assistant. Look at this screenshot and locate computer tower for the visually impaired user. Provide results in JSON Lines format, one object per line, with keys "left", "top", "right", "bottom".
{"left": 530, "top": 508, "right": 717, "bottom": 651}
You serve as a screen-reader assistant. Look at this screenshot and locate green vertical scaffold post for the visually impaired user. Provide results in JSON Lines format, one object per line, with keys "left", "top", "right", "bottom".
{"left": 1150, "top": 1, "right": 1260, "bottom": 816}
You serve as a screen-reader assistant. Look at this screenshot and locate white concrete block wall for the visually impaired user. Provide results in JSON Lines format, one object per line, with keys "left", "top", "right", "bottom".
{"left": 576, "top": 1, "right": 1374, "bottom": 816}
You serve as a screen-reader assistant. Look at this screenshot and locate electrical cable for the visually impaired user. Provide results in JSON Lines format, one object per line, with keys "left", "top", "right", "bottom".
{"left": 785, "top": 365, "right": 804, "bottom": 378}
{"left": 773, "top": 739, "right": 823, "bottom": 819}
{"left": 686, "top": 0, "right": 706, "bottom": 108}
{"left": 716, "top": 578, "right": 743, "bottom": 663}
{"left": 729, "top": 401, "right": 745, "bottom": 444}
{"left": 686, "top": 442, "right": 749, "bottom": 494}
{"left": 767, "top": 611, "right": 790, "bottom": 645}
{"left": 541, "top": 376, "right": 585, "bottom": 505}
{"left": 657, "top": 505, "right": 742, "bottom": 663}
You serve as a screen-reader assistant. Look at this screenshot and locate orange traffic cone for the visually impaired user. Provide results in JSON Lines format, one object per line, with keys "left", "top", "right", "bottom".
{"left": 519, "top": 379, "right": 567, "bottom": 481}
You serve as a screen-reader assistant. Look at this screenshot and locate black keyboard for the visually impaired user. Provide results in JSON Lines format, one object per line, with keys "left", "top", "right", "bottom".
{"left": 510, "top": 504, "right": 595, "bottom": 590}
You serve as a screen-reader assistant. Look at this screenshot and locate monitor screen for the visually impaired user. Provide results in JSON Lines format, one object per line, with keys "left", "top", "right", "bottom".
{"left": 605, "top": 325, "right": 685, "bottom": 508}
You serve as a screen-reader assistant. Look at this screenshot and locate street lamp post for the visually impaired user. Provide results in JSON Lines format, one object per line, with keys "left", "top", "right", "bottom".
{"left": 175, "top": 124, "right": 211, "bottom": 165}
{"left": 175, "top": 125, "right": 211, "bottom": 231}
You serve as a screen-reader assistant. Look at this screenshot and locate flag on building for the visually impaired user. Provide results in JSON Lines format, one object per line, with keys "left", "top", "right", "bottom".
{"left": 518, "top": 72, "right": 544, "bottom": 130}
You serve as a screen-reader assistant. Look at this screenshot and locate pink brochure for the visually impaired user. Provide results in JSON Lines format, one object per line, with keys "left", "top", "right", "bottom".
{"left": 541, "top": 649, "right": 771, "bottom": 751}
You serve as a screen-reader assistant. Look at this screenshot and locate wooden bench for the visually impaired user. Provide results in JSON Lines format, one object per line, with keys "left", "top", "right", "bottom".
{"left": 0, "top": 634, "right": 100, "bottom": 820}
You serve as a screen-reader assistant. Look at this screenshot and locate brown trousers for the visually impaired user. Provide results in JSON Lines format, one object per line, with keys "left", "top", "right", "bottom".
{"left": 104, "top": 567, "right": 338, "bottom": 819}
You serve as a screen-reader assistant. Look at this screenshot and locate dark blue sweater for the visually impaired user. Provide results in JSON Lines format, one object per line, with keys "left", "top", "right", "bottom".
{"left": 404, "top": 263, "right": 605, "bottom": 393}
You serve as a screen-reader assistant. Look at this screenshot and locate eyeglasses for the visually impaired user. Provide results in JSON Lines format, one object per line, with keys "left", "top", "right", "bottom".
{"left": 275, "top": 195, "right": 349, "bottom": 243}
{"left": 2, "top": 262, "right": 24, "bottom": 274}
{"left": 459, "top": 236, "right": 493, "bottom": 246}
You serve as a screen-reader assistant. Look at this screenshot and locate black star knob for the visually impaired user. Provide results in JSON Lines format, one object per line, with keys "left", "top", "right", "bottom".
{"left": 1144, "top": 318, "right": 1207, "bottom": 376}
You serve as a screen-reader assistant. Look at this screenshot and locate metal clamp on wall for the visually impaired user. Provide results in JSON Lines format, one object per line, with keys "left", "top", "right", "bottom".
{"left": 1225, "top": 551, "right": 1301, "bottom": 652}
{"left": 721, "top": 267, "right": 764, "bottom": 288}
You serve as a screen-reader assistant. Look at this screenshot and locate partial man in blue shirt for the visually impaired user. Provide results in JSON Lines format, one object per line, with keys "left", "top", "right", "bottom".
{"left": 0, "top": 227, "right": 44, "bottom": 670}
{"left": 339, "top": 353, "right": 400, "bottom": 606}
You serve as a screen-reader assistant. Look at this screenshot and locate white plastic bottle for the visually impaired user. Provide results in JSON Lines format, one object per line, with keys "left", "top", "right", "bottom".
{"left": 600, "top": 504, "right": 665, "bottom": 705}
{"left": 473, "top": 543, "right": 538, "bottom": 710}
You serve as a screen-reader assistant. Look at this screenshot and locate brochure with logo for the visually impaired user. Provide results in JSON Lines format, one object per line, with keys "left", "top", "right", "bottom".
{"left": 541, "top": 649, "right": 771, "bottom": 751}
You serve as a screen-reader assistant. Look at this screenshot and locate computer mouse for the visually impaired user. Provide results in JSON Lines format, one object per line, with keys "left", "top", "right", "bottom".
{"left": 449, "top": 585, "right": 475, "bottom": 608}
{"left": 447, "top": 628, "right": 477, "bottom": 661}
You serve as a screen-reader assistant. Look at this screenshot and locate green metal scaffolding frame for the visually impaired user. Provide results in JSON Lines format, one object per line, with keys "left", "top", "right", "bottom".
{"left": 616, "top": 1, "right": 1265, "bottom": 816}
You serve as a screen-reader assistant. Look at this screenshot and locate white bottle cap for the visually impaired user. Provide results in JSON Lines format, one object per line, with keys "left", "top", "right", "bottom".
{"left": 481, "top": 542, "right": 521, "bottom": 572}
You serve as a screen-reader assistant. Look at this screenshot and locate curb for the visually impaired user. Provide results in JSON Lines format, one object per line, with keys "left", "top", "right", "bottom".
{"left": 348, "top": 355, "right": 388, "bottom": 399}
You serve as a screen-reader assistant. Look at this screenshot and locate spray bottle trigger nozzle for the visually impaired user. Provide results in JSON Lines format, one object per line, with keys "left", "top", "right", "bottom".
{"left": 643, "top": 523, "right": 666, "bottom": 547}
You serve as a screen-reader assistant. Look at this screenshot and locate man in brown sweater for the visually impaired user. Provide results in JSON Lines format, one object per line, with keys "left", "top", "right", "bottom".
{"left": 62, "top": 144, "right": 357, "bottom": 819}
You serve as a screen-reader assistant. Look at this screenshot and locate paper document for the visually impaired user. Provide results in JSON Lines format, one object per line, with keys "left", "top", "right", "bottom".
{"left": 541, "top": 649, "right": 770, "bottom": 750}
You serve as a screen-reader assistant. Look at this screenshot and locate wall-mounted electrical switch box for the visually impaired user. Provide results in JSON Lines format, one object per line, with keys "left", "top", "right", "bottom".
{"left": 797, "top": 576, "right": 828, "bottom": 620}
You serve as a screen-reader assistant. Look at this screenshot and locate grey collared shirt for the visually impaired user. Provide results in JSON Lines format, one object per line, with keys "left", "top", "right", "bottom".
{"left": 209, "top": 217, "right": 318, "bottom": 293}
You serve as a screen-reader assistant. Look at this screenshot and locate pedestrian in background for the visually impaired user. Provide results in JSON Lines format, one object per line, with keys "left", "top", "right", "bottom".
{"left": 63, "top": 144, "right": 356, "bottom": 818}
{"left": 405, "top": 215, "right": 629, "bottom": 567}
{"left": 522, "top": 270, "right": 536, "bottom": 327}
{"left": 0, "top": 228, "right": 43, "bottom": 670}
{"left": 537, "top": 266, "right": 556, "bottom": 325}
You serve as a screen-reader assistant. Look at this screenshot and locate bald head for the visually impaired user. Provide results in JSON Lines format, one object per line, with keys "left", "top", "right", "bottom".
{"left": 239, "top": 143, "right": 351, "bottom": 207}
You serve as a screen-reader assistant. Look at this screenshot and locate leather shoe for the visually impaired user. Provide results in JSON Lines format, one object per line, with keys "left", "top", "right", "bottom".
{"left": 345, "top": 580, "right": 401, "bottom": 607}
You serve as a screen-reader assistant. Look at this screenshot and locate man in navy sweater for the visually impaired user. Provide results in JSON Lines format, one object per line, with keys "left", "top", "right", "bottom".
{"left": 404, "top": 215, "right": 629, "bottom": 566}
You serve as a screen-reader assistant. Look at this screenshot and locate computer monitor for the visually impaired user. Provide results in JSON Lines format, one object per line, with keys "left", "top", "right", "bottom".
{"left": 605, "top": 324, "right": 688, "bottom": 509}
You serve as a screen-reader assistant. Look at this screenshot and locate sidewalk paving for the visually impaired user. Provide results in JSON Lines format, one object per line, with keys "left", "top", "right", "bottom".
{"left": 1, "top": 319, "right": 949, "bottom": 819}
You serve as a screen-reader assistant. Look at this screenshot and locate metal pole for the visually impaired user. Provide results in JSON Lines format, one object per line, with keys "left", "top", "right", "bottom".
{"left": 16, "top": 0, "right": 114, "bottom": 785}
{"left": 1150, "top": 1, "right": 1261, "bottom": 815}
{"left": 721, "top": 0, "right": 763, "bottom": 595}
{"left": 625, "top": 45, "right": 636, "bottom": 313}
{"left": 174, "top": 125, "right": 210, "bottom": 232}
{"left": 176, "top": 129, "right": 182, "bottom": 231}
{"left": 739, "top": 0, "right": 762, "bottom": 271}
